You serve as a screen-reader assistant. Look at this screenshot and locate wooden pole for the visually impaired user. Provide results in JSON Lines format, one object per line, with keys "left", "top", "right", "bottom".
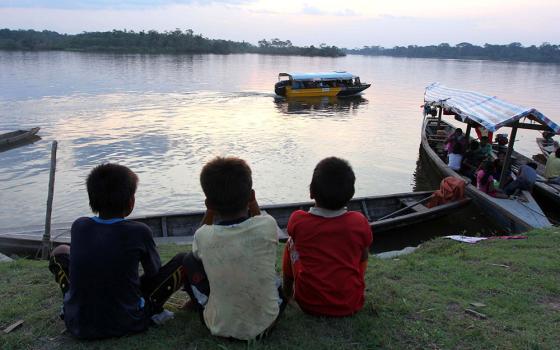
{"left": 41, "top": 141, "right": 58, "bottom": 260}
{"left": 465, "top": 123, "right": 472, "bottom": 140}
{"left": 436, "top": 106, "right": 442, "bottom": 129}
{"left": 499, "top": 122, "right": 518, "bottom": 189}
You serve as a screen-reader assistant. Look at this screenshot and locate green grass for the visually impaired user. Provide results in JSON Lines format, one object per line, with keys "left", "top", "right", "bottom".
{"left": 1, "top": 228, "right": 560, "bottom": 349}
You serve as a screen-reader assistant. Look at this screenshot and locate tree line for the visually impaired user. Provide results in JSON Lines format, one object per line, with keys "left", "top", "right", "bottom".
{"left": 346, "top": 42, "right": 560, "bottom": 63}
{"left": 0, "top": 29, "right": 345, "bottom": 57}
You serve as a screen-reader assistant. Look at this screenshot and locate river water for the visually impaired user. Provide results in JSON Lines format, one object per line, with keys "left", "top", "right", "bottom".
{"left": 1, "top": 52, "right": 559, "bottom": 231}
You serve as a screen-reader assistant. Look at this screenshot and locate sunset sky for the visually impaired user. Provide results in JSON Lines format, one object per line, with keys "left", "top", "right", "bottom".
{"left": 1, "top": 0, "right": 558, "bottom": 47}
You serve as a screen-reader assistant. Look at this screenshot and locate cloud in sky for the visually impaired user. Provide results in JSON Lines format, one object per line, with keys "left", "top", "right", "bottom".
{"left": 0, "top": 0, "right": 558, "bottom": 47}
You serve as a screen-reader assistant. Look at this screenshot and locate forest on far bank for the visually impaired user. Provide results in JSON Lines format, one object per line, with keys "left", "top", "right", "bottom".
{"left": 346, "top": 42, "right": 560, "bottom": 63}
{"left": 0, "top": 29, "right": 345, "bottom": 57}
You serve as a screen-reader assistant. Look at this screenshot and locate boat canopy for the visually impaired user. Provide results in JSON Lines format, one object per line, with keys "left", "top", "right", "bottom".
{"left": 279, "top": 72, "right": 356, "bottom": 81}
{"left": 424, "top": 83, "right": 560, "bottom": 134}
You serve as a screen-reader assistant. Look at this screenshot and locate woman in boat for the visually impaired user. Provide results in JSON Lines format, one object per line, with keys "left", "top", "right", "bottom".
{"left": 446, "top": 128, "right": 467, "bottom": 154}
{"left": 476, "top": 160, "right": 508, "bottom": 198}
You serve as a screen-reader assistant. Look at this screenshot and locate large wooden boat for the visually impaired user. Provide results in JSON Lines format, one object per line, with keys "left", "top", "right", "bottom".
{"left": 422, "top": 117, "right": 551, "bottom": 232}
{"left": 274, "top": 72, "right": 371, "bottom": 98}
{"left": 422, "top": 83, "right": 556, "bottom": 232}
{"left": 0, "top": 191, "right": 469, "bottom": 256}
{"left": 0, "top": 127, "right": 40, "bottom": 148}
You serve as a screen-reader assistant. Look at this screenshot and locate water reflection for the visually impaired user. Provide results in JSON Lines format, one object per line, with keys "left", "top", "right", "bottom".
{"left": 273, "top": 95, "right": 367, "bottom": 115}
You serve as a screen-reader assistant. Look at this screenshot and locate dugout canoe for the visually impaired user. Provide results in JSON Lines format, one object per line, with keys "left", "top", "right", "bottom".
{"left": 0, "top": 127, "right": 40, "bottom": 148}
{"left": 0, "top": 191, "right": 470, "bottom": 256}
{"left": 421, "top": 116, "right": 551, "bottom": 233}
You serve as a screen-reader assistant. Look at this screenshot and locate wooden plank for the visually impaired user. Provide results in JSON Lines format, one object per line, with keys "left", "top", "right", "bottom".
{"left": 3, "top": 319, "right": 24, "bottom": 334}
{"left": 161, "top": 217, "right": 168, "bottom": 237}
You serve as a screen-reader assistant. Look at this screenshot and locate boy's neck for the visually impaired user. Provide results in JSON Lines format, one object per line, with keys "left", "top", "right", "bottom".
{"left": 98, "top": 213, "right": 126, "bottom": 220}
{"left": 216, "top": 209, "right": 249, "bottom": 223}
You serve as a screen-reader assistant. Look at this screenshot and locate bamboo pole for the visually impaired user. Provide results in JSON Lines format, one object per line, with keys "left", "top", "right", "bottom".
{"left": 499, "top": 122, "right": 518, "bottom": 189}
{"left": 436, "top": 106, "right": 442, "bottom": 129}
{"left": 41, "top": 141, "right": 58, "bottom": 260}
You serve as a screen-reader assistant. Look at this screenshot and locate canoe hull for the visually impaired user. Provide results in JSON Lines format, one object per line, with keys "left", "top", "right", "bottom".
{"left": 0, "top": 190, "right": 469, "bottom": 256}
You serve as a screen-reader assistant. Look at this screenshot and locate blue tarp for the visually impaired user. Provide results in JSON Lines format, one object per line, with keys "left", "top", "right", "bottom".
{"left": 424, "top": 83, "right": 560, "bottom": 134}
{"left": 279, "top": 72, "right": 355, "bottom": 81}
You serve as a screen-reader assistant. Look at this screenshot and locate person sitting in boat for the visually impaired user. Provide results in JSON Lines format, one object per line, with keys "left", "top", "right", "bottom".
{"left": 447, "top": 142, "right": 464, "bottom": 171}
{"left": 446, "top": 128, "right": 467, "bottom": 154}
{"left": 477, "top": 136, "right": 493, "bottom": 158}
{"left": 504, "top": 162, "right": 538, "bottom": 196}
{"left": 48, "top": 163, "right": 189, "bottom": 339}
{"left": 544, "top": 148, "right": 560, "bottom": 184}
{"left": 476, "top": 160, "right": 508, "bottom": 198}
{"left": 282, "top": 157, "right": 372, "bottom": 317}
{"left": 492, "top": 151, "right": 513, "bottom": 188}
{"left": 187, "top": 156, "right": 285, "bottom": 340}
{"left": 460, "top": 140, "right": 484, "bottom": 181}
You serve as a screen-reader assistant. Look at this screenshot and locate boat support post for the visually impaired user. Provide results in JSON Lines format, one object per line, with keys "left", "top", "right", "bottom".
{"left": 465, "top": 122, "right": 472, "bottom": 140}
{"left": 499, "top": 121, "right": 518, "bottom": 189}
{"left": 41, "top": 140, "right": 58, "bottom": 259}
{"left": 436, "top": 106, "right": 442, "bottom": 129}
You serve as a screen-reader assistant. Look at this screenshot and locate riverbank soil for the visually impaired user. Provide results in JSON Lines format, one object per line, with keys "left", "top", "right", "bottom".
{"left": 1, "top": 228, "right": 559, "bottom": 349}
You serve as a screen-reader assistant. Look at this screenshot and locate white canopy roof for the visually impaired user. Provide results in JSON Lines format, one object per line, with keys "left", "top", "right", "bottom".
{"left": 279, "top": 72, "right": 356, "bottom": 81}
{"left": 424, "top": 83, "right": 560, "bottom": 134}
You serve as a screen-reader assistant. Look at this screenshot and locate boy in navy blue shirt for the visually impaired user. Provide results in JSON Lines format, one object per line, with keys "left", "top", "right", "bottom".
{"left": 49, "top": 163, "right": 187, "bottom": 339}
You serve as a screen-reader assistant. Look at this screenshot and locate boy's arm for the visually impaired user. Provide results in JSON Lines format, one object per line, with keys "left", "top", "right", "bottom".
{"left": 142, "top": 233, "right": 161, "bottom": 277}
{"left": 359, "top": 248, "right": 368, "bottom": 277}
{"left": 282, "top": 243, "right": 294, "bottom": 301}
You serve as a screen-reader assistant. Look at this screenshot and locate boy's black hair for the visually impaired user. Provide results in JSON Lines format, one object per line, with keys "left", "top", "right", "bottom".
{"left": 469, "top": 140, "right": 480, "bottom": 150}
{"left": 454, "top": 128, "right": 462, "bottom": 134}
{"left": 526, "top": 162, "right": 538, "bottom": 170}
{"left": 556, "top": 148, "right": 560, "bottom": 158}
{"left": 86, "top": 163, "right": 138, "bottom": 217}
{"left": 200, "top": 157, "right": 252, "bottom": 215}
{"left": 310, "top": 157, "right": 355, "bottom": 210}
{"left": 452, "top": 142, "right": 463, "bottom": 154}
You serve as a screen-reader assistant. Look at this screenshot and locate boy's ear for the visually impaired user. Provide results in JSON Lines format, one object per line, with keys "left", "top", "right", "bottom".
{"left": 250, "top": 189, "right": 256, "bottom": 202}
{"left": 204, "top": 198, "right": 214, "bottom": 210}
{"left": 125, "top": 195, "right": 135, "bottom": 217}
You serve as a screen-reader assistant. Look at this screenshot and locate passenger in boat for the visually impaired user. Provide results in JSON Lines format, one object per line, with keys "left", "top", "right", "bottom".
{"left": 476, "top": 160, "right": 508, "bottom": 198}
{"left": 282, "top": 157, "right": 372, "bottom": 317}
{"left": 477, "top": 136, "right": 493, "bottom": 158}
{"left": 504, "top": 162, "right": 538, "bottom": 196}
{"left": 48, "top": 163, "right": 188, "bottom": 339}
{"left": 460, "top": 140, "right": 484, "bottom": 181}
{"left": 187, "top": 156, "right": 285, "bottom": 340}
{"left": 446, "top": 128, "right": 467, "bottom": 154}
{"left": 544, "top": 148, "right": 560, "bottom": 184}
{"left": 492, "top": 152, "right": 513, "bottom": 188}
{"left": 447, "top": 143, "right": 464, "bottom": 171}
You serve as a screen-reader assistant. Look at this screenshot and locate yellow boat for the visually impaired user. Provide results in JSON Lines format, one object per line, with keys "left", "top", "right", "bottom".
{"left": 274, "top": 72, "right": 371, "bottom": 98}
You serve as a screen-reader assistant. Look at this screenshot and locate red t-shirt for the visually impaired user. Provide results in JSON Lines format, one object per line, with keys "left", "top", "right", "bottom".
{"left": 282, "top": 210, "right": 373, "bottom": 316}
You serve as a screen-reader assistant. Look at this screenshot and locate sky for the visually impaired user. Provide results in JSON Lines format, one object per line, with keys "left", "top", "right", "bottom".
{"left": 1, "top": 0, "right": 559, "bottom": 48}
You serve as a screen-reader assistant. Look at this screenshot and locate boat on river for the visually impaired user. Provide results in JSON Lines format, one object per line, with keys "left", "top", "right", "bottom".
{"left": 422, "top": 83, "right": 556, "bottom": 232}
{"left": 0, "top": 127, "right": 40, "bottom": 149}
{"left": 274, "top": 72, "right": 371, "bottom": 98}
{"left": 0, "top": 190, "right": 470, "bottom": 256}
{"left": 536, "top": 136, "right": 558, "bottom": 159}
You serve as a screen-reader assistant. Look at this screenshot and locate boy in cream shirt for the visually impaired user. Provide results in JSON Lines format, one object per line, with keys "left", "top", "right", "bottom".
{"left": 187, "top": 156, "right": 285, "bottom": 340}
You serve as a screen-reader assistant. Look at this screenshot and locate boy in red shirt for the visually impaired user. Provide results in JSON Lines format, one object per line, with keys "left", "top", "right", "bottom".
{"left": 282, "top": 157, "right": 372, "bottom": 316}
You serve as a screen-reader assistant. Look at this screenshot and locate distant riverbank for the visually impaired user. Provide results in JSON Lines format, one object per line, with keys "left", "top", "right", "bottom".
{"left": 0, "top": 29, "right": 345, "bottom": 57}
{"left": 346, "top": 42, "right": 560, "bottom": 64}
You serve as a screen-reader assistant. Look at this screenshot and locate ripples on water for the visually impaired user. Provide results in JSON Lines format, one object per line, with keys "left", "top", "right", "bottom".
{"left": 1, "top": 52, "right": 559, "bottom": 229}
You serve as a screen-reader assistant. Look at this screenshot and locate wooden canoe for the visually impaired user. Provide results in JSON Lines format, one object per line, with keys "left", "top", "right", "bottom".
{"left": 536, "top": 137, "right": 557, "bottom": 159}
{"left": 0, "top": 127, "right": 40, "bottom": 147}
{"left": 507, "top": 147, "right": 560, "bottom": 206}
{"left": 421, "top": 116, "right": 551, "bottom": 233}
{"left": 0, "top": 190, "right": 470, "bottom": 256}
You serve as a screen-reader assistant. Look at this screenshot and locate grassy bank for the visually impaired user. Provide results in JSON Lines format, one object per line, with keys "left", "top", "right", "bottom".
{"left": 1, "top": 228, "right": 559, "bottom": 349}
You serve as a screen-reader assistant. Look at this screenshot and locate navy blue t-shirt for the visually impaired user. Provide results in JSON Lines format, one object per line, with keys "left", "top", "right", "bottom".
{"left": 64, "top": 217, "right": 161, "bottom": 339}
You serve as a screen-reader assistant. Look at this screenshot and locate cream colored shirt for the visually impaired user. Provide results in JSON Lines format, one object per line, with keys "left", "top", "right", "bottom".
{"left": 544, "top": 154, "right": 560, "bottom": 179}
{"left": 192, "top": 215, "right": 280, "bottom": 340}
